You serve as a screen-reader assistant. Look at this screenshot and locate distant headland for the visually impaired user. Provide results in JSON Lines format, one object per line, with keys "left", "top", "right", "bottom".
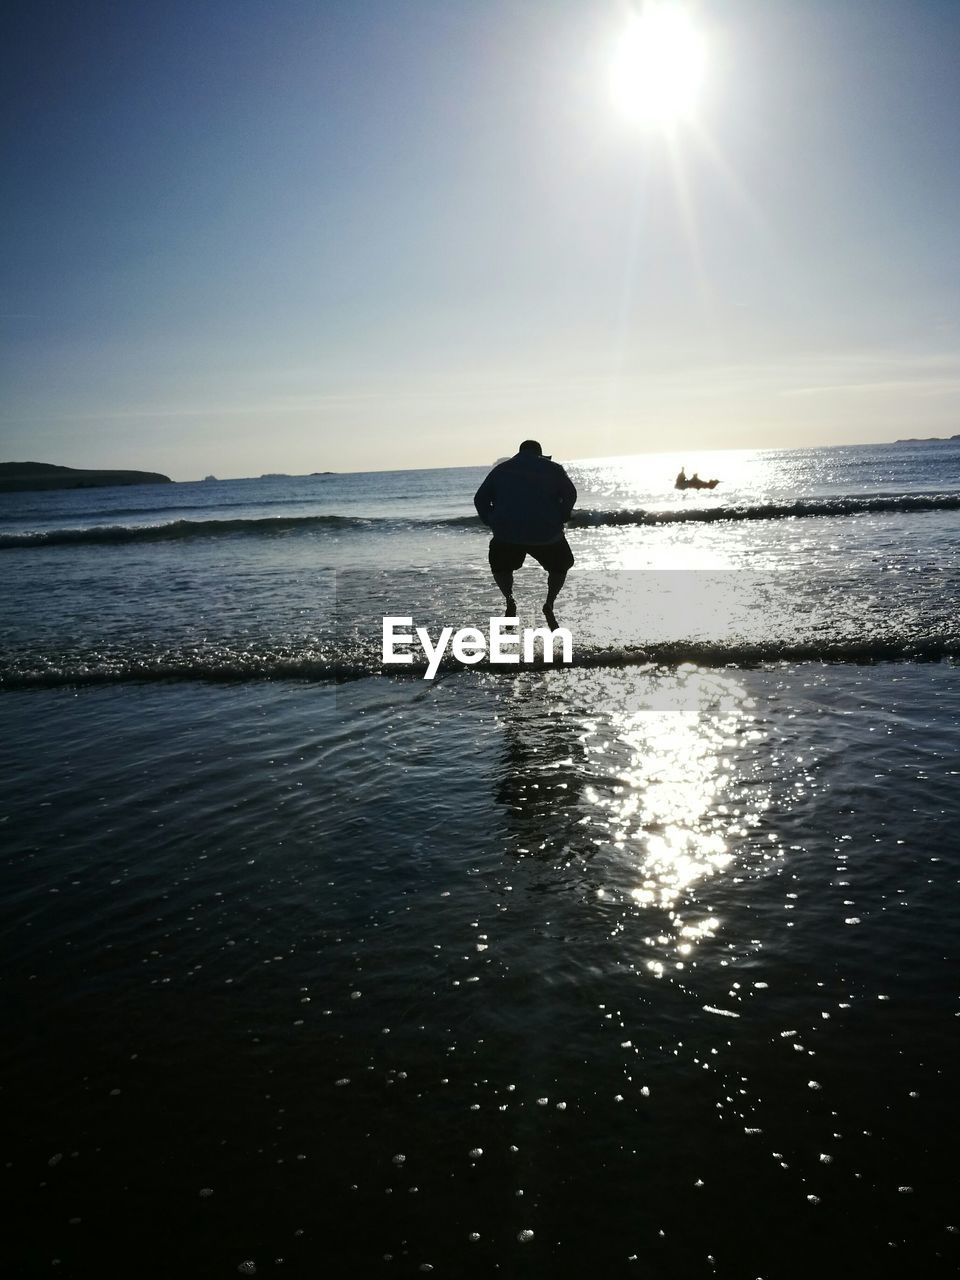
{"left": 0, "top": 462, "right": 173, "bottom": 492}
{"left": 893, "top": 434, "right": 960, "bottom": 444}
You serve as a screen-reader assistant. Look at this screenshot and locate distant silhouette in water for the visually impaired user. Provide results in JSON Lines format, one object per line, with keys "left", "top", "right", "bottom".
{"left": 474, "top": 440, "right": 577, "bottom": 629}
{"left": 675, "top": 466, "right": 719, "bottom": 490}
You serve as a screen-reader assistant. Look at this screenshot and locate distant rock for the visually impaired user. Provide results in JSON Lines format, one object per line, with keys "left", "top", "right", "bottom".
{"left": 0, "top": 462, "right": 173, "bottom": 492}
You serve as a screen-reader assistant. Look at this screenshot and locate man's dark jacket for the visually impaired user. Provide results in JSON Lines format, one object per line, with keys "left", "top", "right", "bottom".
{"left": 474, "top": 452, "right": 577, "bottom": 544}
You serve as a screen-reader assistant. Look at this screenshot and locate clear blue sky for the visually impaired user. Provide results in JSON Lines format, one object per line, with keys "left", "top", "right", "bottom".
{"left": 2, "top": 0, "right": 958, "bottom": 478}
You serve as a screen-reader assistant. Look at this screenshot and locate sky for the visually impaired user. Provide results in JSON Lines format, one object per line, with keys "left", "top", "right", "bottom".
{"left": 2, "top": 0, "right": 959, "bottom": 479}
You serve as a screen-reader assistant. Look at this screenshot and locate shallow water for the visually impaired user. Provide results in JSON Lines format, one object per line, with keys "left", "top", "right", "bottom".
{"left": 3, "top": 442, "right": 958, "bottom": 688}
{"left": 3, "top": 663, "right": 958, "bottom": 1277}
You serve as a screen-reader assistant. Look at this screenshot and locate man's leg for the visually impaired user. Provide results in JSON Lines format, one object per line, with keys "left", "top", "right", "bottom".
{"left": 493, "top": 570, "right": 517, "bottom": 616}
{"left": 536, "top": 538, "right": 574, "bottom": 629}
{"left": 488, "top": 540, "right": 520, "bottom": 616}
{"left": 542, "top": 571, "right": 565, "bottom": 629}
{"left": 545, "top": 570, "right": 566, "bottom": 609}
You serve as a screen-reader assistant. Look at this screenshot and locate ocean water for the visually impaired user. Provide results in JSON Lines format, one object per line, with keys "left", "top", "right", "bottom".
{"left": 2, "top": 442, "right": 959, "bottom": 1278}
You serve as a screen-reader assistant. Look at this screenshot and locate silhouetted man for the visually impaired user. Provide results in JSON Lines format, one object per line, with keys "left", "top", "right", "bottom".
{"left": 473, "top": 440, "right": 577, "bottom": 629}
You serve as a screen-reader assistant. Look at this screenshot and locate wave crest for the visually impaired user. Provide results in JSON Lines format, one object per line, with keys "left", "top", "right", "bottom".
{"left": 569, "top": 493, "right": 960, "bottom": 527}
{"left": 3, "top": 636, "right": 957, "bottom": 689}
{"left": 0, "top": 513, "right": 379, "bottom": 549}
{"left": 2, "top": 491, "right": 958, "bottom": 549}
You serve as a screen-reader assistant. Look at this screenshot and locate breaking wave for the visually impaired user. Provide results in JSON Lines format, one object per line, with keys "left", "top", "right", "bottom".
{"left": 569, "top": 493, "right": 960, "bottom": 526}
{"left": 0, "top": 513, "right": 388, "bottom": 548}
{"left": 2, "top": 491, "right": 958, "bottom": 549}
{"left": 3, "top": 636, "right": 957, "bottom": 689}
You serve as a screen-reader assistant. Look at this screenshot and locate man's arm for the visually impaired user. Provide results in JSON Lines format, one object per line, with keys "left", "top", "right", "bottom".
{"left": 474, "top": 473, "right": 495, "bottom": 527}
{"left": 556, "top": 469, "right": 577, "bottom": 522}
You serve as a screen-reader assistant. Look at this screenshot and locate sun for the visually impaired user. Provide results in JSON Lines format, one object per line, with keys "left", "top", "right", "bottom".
{"left": 610, "top": 4, "right": 706, "bottom": 127}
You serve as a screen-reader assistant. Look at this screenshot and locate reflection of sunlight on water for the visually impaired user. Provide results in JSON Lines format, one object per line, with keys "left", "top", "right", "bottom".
{"left": 567, "top": 449, "right": 780, "bottom": 508}
{"left": 573, "top": 571, "right": 788, "bottom": 647}
{"left": 582, "top": 530, "right": 739, "bottom": 571}
{"left": 577, "top": 667, "right": 774, "bottom": 971}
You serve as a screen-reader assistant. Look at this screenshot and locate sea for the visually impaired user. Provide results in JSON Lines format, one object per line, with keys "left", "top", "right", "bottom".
{"left": 2, "top": 440, "right": 958, "bottom": 1278}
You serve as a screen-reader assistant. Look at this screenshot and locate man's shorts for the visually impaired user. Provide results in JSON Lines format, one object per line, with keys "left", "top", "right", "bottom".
{"left": 488, "top": 536, "right": 575, "bottom": 574}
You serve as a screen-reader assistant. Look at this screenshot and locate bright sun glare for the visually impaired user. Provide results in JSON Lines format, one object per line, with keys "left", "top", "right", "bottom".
{"left": 610, "top": 3, "right": 706, "bottom": 127}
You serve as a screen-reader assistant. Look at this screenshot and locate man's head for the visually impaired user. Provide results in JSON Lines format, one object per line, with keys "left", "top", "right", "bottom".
{"left": 518, "top": 439, "right": 543, "bottom": 456}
